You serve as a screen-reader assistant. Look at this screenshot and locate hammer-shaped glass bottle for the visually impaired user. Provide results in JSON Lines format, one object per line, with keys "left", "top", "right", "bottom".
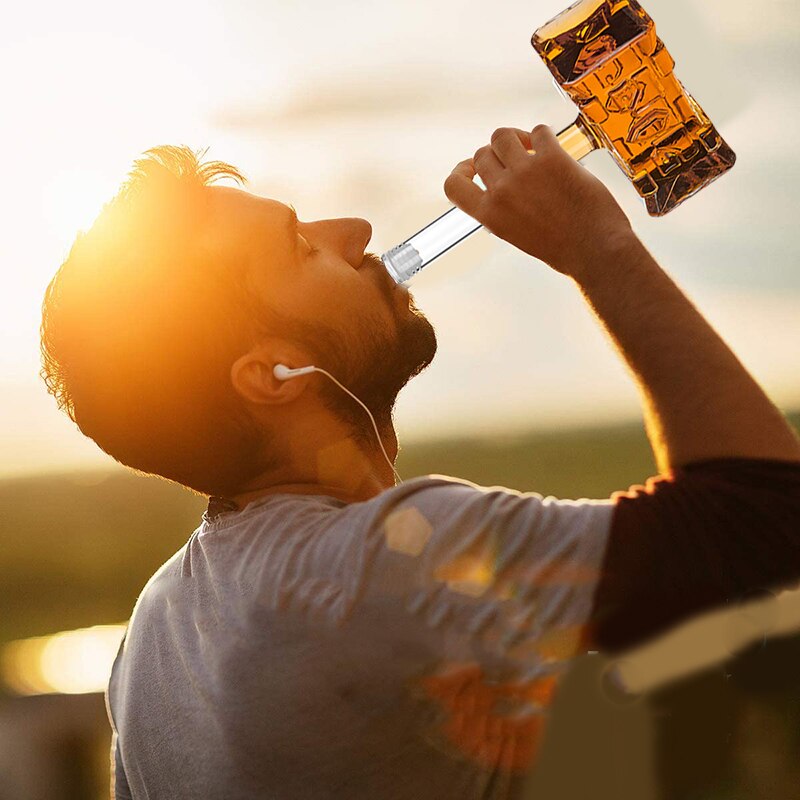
{"left": 382, "top": 0, "right": 736, "bottom": 285}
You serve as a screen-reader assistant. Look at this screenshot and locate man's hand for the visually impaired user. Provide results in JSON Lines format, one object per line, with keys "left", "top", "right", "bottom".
{"left": 444, "top": 125, "right": 633, "bottom": 279}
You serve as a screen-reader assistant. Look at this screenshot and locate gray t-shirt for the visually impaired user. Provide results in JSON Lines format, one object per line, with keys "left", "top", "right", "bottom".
{"left": 107, "top": 474, "right": 615, "bottom": 799}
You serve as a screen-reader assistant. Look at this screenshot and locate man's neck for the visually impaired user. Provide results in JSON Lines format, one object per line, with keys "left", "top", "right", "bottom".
{"left": 229, "top": 428, "right": 399, "bottom": 509}
{"left": 230, "top": 480, "right": 381, "bottom": 508}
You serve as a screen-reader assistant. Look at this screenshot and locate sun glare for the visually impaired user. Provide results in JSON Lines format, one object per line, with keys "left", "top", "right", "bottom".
{"left": 41, "top": 168, "right": 117, "bottom": 243}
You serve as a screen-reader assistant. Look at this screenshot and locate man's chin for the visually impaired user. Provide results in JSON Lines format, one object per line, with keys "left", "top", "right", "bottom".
{"left": 402, "top": 310, "right": 437, "bottom": 380}
{"left": 355, "top": 313, "right": 436, "bottom": 419}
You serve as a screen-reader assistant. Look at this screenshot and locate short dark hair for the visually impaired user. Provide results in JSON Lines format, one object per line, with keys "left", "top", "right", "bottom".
{"left": 40, "top": 145, "right": 282, "bottom": 496}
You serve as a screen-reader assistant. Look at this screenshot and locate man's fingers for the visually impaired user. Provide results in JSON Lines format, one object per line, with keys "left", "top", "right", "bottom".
{"left": 444, "top": 159, "right": 484, "bottom": 215}
{"left": 490, "top": 127, "right": 532, "bottom": 167}
{"left": 473, "top": 144, "right": 505, "bottom": 186}
{"left": 444, "top": 124, "right": 562, "bottom": 217}
{"left": 528, "top": 124, "right": 561, "bottom": 154}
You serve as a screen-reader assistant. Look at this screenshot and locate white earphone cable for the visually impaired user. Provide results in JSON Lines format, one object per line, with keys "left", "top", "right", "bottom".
{"left": 310, "top": 367, "right": 402, "bottom": 487}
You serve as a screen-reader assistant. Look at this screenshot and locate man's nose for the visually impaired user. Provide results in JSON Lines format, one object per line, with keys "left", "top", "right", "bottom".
{"left": 309, "top": 217, "right": 373, "bottom": 268}
{"left": 349, "top": 217, "right": 373, "bottom": 251}
{"left": 338, "top": 217, "right": 372, "bottom": 268}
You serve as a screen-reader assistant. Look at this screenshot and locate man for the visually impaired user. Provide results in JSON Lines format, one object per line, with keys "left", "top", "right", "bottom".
{"left": 41, "top": 126, "right": 800, "bottom": 798}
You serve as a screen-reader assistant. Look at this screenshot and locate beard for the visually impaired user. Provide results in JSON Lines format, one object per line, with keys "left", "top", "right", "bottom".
{"left": 299, "top": 255, "right": 437, "bottom": 451}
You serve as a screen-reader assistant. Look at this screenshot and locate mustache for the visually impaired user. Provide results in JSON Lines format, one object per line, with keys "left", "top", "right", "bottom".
{"left": 362, "top": 251, "right": 399, "bottom": 299}
{"left": 362, "top": 251, "right": 386, "bottom": 271}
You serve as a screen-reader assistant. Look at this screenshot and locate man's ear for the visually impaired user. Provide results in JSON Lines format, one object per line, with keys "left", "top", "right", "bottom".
{"left": 230, "top": 346, "right": 310, "bottom": 406}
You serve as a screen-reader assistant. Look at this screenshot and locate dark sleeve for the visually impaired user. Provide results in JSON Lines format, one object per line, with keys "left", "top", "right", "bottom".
{"left": 589, "top": 457, "right": 800, "bottom": 654}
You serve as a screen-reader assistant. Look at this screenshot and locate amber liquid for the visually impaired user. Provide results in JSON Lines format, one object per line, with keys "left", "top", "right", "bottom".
{"left": 532, "top": 0, "right": 736, "bottom": 216}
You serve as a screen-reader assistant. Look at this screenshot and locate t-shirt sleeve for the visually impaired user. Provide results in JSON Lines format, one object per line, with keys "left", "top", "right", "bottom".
{"left": 109, "top": 731, "right": 133, "bottom": 800}
{"left": 351, "top": 477, "right": 616, "bottom": 775}
{"left": 589, "top": 457, "right": 800, "bottom": 654}
{"left": 365, "top": 475, "right": 617, "bottom": 667}
{"left": 106, "top": 634, "right": 134, "bottom": 800}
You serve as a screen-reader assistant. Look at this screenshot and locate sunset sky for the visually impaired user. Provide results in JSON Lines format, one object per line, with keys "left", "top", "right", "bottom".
{"left": 2, "top": 0, "right": 799, "bottom": 477}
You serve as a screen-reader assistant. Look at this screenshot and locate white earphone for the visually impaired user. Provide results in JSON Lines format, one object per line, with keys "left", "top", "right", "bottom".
{"left": 273, "top": 363, "right": 402, "bottom": 487}
{"left": 273, "top": 364, "right": 316, "bottom": 380}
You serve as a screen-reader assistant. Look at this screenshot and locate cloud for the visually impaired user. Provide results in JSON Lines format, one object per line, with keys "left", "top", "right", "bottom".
{"left": 213, "top": 69, "right": 547, "bottom": 128}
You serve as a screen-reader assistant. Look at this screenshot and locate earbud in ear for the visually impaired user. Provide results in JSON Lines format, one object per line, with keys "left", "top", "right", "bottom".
{"left": 274, "top": 364, "right": 316, "bottom": 381}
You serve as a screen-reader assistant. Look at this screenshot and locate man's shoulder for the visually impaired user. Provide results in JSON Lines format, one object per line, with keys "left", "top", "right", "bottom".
{"left": 127, "top": 540, "right": 191, "bottom": 618}
{"left": 377, "top": 473, "right": 616, "bottom": 511}
{"left": 369, "top": 474, "right": 616, "bottom": 547}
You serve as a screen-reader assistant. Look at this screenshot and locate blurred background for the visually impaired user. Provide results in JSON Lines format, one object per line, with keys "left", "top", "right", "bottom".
{"left": 1, "top": 0, "right": 799, "bottom": 797}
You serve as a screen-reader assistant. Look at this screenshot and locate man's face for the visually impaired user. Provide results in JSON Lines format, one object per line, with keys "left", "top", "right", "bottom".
{"left": 208, "top": 187, "right": 437, "bottom": 440}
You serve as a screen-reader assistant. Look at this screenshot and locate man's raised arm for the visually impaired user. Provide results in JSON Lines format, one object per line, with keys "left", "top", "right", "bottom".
{"left": 569, "top": 224, "right": 800, "bottom": 472}
{"left": 444, "top": 123, "right": 800, "bottom": 472}
{"left": 445, "top": 124, "right": 800, "bottom": 652}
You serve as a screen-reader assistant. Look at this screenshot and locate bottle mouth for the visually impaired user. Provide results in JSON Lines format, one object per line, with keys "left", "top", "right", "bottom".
{"left": 381, "top": 243, "right": 423, "bottom": 285}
